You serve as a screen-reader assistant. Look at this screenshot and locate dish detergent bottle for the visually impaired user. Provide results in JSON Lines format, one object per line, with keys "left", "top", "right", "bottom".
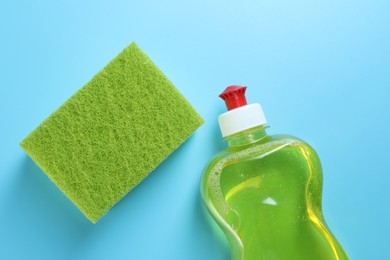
{"left": 201, "top": 85, "right": 348, "bottom": 260}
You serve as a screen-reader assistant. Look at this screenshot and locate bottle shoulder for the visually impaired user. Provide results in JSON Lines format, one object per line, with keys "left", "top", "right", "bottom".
{"left": 268, "top": 133, "right": 319, "bottom": 154}
{"left": 203, "top": 133, "right": 320, "bottom": 176}
{"left": 269, "top": 133, "right": 309, "bottom": 145}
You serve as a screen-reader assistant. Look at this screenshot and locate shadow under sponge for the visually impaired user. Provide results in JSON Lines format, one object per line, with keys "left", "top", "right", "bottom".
{"left": 20, "top": 42, "right": 204, "bottom": 223}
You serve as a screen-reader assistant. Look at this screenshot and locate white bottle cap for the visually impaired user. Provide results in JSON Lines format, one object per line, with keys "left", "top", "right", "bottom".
{"left": 218, "top": 103, "right": 267, "bottom": 137}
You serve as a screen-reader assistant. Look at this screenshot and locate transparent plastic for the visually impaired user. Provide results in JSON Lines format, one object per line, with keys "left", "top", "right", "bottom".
{"left": 201, "top": 125, "right": 348, "bottom": 260}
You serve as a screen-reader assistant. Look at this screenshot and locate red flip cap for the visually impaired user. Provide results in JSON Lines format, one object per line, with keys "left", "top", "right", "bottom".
{"left": 219, "top": 85, "right": 248, "bottom": 111}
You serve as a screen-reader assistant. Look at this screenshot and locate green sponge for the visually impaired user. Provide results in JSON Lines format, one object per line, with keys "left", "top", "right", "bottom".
{"left": 20, "top": 42, "right": 204, "bottom": 223}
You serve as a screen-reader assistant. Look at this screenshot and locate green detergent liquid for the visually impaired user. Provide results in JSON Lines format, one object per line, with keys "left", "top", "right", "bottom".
{"left": 201, "top": 86, "right": 348, "bottom": 260}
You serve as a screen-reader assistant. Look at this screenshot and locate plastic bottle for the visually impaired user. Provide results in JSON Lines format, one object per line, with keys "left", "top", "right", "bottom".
{"left": 201, "top": 86, "right": 348, "bottom": 260}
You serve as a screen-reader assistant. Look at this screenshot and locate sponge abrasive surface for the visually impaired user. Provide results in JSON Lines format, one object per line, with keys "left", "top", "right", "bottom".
{"left": 20, "top": 43, "right": 204, "bottom": 223}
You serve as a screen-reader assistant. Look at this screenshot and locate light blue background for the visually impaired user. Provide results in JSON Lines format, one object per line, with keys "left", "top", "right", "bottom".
{"left": 1, "top": 0, "right": 389, "bottom": 259}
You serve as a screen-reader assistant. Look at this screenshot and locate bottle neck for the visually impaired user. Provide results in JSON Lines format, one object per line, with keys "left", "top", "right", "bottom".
{"left": 225, "top": 125, "right": 268, "bottom": 147}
